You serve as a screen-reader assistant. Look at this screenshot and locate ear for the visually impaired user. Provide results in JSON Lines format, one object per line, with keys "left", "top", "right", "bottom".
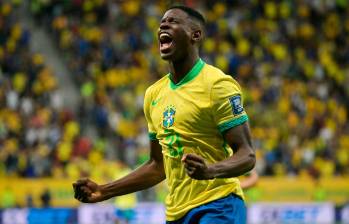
{"left": 192, "top": 30, "right": 202, "bottom": 43}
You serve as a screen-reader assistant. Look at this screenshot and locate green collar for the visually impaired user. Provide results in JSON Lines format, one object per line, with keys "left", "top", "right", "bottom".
{"left": 169, "top": 59, "right": 205, "bottom": 90}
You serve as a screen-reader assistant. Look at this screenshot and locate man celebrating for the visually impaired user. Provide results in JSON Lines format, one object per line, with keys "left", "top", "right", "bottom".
{"left": 73, "top": 5, "right": 255, "bottom": 224}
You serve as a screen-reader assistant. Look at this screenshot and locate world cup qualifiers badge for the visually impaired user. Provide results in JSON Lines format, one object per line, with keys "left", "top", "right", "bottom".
{"left": 229, "top": 95, "right": 244, "bottom": 115}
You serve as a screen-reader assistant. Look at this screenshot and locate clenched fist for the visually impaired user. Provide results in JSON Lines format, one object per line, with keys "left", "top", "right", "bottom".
{"left": 72, "top": 178, "right": 104, "bottom": 203}
{"left": 182, "top": 154, "right": 215, "bottom": 180}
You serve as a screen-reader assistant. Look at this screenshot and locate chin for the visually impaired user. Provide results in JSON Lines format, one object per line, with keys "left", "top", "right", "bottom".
{"left": 160, "top": 53, "right": 174, "bottom": 61}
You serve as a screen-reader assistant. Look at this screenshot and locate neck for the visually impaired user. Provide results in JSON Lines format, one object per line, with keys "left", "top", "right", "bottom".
{"left": 168, "top": 52, "right": 199, "bottom": 84}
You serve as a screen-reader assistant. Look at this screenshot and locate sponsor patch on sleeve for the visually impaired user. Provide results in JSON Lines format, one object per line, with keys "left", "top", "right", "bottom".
{"left": 229, "top": 95, "right": 244, "bottom": 115}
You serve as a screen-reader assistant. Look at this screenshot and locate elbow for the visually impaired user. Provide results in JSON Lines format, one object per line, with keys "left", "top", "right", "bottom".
{"left": 246, "top": 150, "right": 256, "bottom": 172}
{"left": 156, "top": 163, "right": 166, "bottom": 180}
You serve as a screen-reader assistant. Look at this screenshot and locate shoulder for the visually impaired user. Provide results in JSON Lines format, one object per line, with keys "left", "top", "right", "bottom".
{"left": 145, "top": 74, "right": 169, "bottom": 98}
{"left": 202, "top": 63, "right": 242, "bottom": 92}
{"left": 202, "top": 63, "right": 227, "bottom": 80}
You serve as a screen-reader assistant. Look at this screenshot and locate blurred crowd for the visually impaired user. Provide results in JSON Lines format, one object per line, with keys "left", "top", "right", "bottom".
{"left": 0, "top": 1, "right": 133, "bottom": 184}
{"left": 0, "top": 1, "right": 64, "bottom": 178}
{"left": 0, "top": 0, "right": 348, "bottom": 188}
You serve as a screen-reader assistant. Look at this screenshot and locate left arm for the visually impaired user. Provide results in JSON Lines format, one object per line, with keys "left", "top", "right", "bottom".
{"left": 182, "top": 121, "right": 255, "bottom": 180}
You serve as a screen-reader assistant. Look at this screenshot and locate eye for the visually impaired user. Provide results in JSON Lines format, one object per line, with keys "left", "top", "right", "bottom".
{"left": 168, "top": 17, "right": 178, "bottom": 24}
{"left": 160, "top": 17, "right": 179, "bottom": 25}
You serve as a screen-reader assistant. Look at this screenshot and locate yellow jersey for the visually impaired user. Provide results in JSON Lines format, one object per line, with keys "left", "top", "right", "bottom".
{"left": 144, "top": 59, "right": 248, "bottom": 221}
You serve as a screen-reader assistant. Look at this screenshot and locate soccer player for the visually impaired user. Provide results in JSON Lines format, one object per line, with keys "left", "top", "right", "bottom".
{"left": 73, "top": 5, "right": 255, "bottom": 224}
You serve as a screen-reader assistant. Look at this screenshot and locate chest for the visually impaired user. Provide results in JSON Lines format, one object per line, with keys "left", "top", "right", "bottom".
{"left": 149, "top": 86, "right": 212, "bottom": 133}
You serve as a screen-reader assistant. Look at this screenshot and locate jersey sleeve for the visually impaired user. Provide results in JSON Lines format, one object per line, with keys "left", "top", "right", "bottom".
{"left": 143, "top": 87, "right": 157, "bottom": 140}
{"left": 211, "top": 76, "right": 249, "bottom": 133}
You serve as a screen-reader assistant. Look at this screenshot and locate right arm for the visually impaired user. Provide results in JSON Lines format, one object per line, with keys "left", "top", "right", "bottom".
{"left": 73, "top": 139, "right": 165, "bottom": 203}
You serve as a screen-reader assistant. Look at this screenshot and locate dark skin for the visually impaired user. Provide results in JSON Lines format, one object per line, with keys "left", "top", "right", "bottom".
{"left": 73, "top": 8, "right": 255, "bottom": 203}
{"left": 73, "top": 141, "right": 165, "bottom": 203}
{"left": 159, "top": 9, "right": 203, "bottom": 82}
{"left": 182, "top": 122, "right": 255, "bottom": 180}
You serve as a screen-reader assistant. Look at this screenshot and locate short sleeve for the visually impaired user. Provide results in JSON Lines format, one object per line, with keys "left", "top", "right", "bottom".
{"left": 211, "top": 76, "right": 249, "bottom": 134}
{"left": 143, "top": 87, "right": 157, "bottom": 140}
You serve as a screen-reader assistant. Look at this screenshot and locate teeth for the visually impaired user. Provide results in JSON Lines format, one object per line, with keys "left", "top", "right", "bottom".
{"left": 160, "top": 33, "right": 171, "bottom": 39}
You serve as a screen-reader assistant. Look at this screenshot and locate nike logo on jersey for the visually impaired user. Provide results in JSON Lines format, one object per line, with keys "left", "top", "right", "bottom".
{"left": 151, "top": 98, "right": 161, "bottom": 106}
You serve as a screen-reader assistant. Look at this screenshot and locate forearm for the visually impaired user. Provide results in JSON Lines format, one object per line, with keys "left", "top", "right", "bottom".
{"left": 240, "top": 171, "right": 258, "bottom": 189}
{"left": 209, "top": 148, "right": 255, "bottom": 179}
{"left": 100, "top": 159, "right": 165, "bottom": 200}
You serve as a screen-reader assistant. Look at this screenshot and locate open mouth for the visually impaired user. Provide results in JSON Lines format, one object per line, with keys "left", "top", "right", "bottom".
{"left": 159, "top": 32, "right": 173, "bottom": 52}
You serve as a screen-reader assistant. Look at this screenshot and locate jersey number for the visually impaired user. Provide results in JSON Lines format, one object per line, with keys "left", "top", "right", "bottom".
{"left": 165, "top": 130, "right": 183, "bottom": 157}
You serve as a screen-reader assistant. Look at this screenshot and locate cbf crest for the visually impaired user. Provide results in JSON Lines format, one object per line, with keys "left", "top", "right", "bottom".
{"left": 163, "top": 105, "right": 176, "bottom": 128}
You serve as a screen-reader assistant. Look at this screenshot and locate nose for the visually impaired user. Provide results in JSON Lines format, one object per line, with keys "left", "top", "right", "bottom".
{"left": 159, "top": 21, "right": 170, "bottom": 30}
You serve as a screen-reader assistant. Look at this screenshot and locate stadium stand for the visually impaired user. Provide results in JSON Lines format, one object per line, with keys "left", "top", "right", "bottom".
{"left": 0, "top": 1, "right": 128, "bottom": 182}
{"left": 0, "top": 1, "right": 348, "bottom": 223}
{"left": 25, "top": 0, "right": 349, "bottom": 179}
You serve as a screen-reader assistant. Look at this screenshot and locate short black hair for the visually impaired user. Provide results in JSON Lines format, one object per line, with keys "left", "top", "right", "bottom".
{"left": 167, "top": 5, "right": 206, "bottom": 26}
